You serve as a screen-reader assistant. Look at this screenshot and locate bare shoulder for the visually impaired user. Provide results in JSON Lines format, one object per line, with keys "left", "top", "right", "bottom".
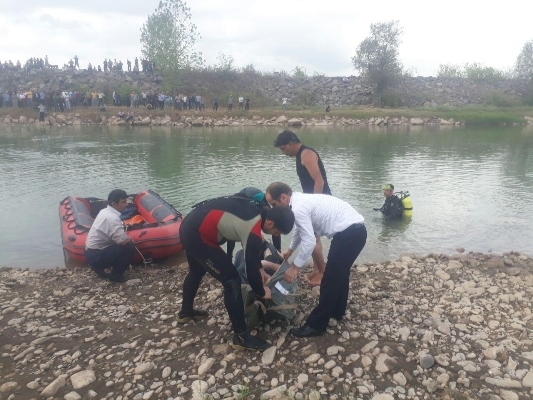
{"left": 301, "top": 148, "right": 318, "bottom": 162}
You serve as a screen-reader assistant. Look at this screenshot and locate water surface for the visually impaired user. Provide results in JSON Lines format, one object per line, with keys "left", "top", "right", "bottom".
{"left": 1, "top": 124, "right": 532, "bottom": 269}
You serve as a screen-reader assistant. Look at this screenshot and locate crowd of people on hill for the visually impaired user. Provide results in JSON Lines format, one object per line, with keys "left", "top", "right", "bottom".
{"left": 0, "top": 88, "right": 258, "bottom": 114}
{"left": 0, "top": 55, "right": 156, "bottom": 74}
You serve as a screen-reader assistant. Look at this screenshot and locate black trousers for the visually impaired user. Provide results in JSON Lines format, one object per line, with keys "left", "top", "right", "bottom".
{"left": 305, "top": 223, "right": 367, "bottom": 331}
{"left": 85, "top": 242, "right": 135, "bottom": 278}
{"left": 181, "top": 225, "right": 247, "bottom": 334}
{"left": 39, "top": 112, "right": 45, "bottom": 122}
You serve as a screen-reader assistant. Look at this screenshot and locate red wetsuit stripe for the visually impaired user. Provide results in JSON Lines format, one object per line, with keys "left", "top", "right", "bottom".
{"left": 251, "top": 219, "right": 262, "bottom": 240}
{"left": 198, "top": 210, "right": 224, "bottom": 247}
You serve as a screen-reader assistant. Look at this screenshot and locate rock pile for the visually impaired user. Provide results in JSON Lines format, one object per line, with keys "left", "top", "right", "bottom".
{"left": 0, "top": 68, "right": 530, "bottom": 108}
{"left": 1, "top": 250, "right": 532, "bottom": 399}
{"left": 1, "top": 113, "right": 466, "bottom": 128}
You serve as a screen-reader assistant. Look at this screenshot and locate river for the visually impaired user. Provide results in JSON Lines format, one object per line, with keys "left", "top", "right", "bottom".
{"left": 1, "top": 124, "right": 532, "bottom": 269}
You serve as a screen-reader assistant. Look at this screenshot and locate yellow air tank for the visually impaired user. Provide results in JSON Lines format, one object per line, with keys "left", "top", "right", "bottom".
{"left": 401, "top": 193, "right": 413, "bottom": 217}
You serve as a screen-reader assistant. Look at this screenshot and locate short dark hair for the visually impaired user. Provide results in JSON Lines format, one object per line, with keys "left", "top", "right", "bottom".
{"left": 273, "top": 130, "right": 300, "bottom": 147}
{"left": 266, "top": 182, "right": 293, "bottom": 201}
{"left": 108, "top": 189, "right": 128, "bottom": 205}
{"left": 266, "top": 206, "right": 294, "bottom": 234}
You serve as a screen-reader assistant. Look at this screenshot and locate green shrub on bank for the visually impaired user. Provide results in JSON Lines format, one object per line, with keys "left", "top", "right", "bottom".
{"left": 381, "top": 90, "right": 403, "bottom": 107}
{"left": 483, "top": 91, "right": 521, "bottom": 107}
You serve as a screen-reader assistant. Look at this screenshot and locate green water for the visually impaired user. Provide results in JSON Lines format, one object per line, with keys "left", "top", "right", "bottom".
{"left": 1, "top": 124, "right": 532, "bottom": 269}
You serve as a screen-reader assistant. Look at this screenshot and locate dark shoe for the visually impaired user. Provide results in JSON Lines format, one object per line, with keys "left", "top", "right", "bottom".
{"left": 109, "top": 274, "right": 132, "bottom": 283}
{"left": 177, "top": 309, "right": 208, "bottom": 323}
{"left": 93, "top": 268, "right": 110, "bottom": 279}
{"left": 333, "top": 315, "right": 344, "bottom": 322}
{"left": 231, "top": 332, "right": 271, "bottom": 351}
{"left": 290, "top": 325, "right": 325, "bottom": 338}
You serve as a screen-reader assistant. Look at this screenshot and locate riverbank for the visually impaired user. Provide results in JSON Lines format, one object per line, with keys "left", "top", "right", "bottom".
{"left": 1, "top": 251, "right": 532, "bottom": 400}
{"left": 1, "top": 106, "right": 533, "bottom": 128}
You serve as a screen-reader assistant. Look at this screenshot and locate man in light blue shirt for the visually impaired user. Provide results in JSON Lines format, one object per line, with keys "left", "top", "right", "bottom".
{"left": 265, "top": 182, "right": 367, "bottom": 337}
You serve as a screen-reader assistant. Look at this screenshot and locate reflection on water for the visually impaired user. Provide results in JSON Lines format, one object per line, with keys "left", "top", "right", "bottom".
{"left": 1, "top": 124, "right": 532, "bottom": 269}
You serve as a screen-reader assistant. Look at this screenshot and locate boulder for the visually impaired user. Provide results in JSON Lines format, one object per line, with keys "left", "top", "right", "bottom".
{"left": 275, "top": 115, "right": 287, "bottom": 123}
{"left": 287, "top": 118, "right": 302, "bottom": 127}
{"left": 410, "top": 118, "right": 425, "bottom": 125}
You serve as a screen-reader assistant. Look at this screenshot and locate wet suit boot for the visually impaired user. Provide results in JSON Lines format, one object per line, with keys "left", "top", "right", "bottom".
{"left": 231, "top": 332, "right": 271, "bottom": 351}
{"left": 177, "top": 309, "right": 208, "bottom": 323}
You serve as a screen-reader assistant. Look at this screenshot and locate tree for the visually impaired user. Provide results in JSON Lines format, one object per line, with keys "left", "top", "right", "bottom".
{"left": 515, "top": 40, "right": 533, "bottom": 80}
{"left": 215, "top": 52, "right": 235, "bottom": 71}
{"left": 352, "top": 21, "right": 403, "bottom": 103}
{"left": 140, "top": 0, "right": 203, "bottom": 72}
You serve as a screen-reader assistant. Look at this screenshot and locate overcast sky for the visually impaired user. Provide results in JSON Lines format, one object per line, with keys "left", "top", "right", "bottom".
{"left": 1, "top": 0, "right": 531, "bottom": 77}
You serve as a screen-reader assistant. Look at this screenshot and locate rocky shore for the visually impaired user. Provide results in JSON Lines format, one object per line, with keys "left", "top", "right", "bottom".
{"left": 1, "top": 111, "right": 467, "bottom": 128}
{"left": 1, "top": 250, "right": 533, "bottom": 400}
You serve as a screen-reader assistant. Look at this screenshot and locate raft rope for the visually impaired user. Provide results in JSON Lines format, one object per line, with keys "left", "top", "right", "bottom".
{"left": 135, "top": 246, "right": 153, "bottom": 267}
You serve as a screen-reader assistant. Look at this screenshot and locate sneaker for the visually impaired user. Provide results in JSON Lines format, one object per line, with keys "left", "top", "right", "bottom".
{"left": 231, "top": 332, "right": 271, "bottom": 351}
{"left": 177, "top": 309, "right": 208, "bottom": 323}
{"left": 109, "top": 274, "right": 132, "bottom": 283}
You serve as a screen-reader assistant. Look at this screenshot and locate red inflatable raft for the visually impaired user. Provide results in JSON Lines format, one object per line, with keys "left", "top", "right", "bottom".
{"left": 59, "top": 190, "right": 183, "bottom": 265}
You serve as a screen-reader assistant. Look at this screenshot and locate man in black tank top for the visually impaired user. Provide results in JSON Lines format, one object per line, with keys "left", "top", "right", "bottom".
{"left": 274, "top": 130, "right": 331, "bottom": 285}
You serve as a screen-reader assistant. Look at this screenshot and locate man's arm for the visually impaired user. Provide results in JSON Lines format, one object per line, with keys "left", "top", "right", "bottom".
{"left": 241, "top": 221, "right": 266, "bottom": 298}
{"left": 300, "top": 149, "right": 324, "bottom": 194}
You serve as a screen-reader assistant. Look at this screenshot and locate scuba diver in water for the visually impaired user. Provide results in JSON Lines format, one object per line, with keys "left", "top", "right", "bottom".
{"left": 373, "top": 184, "right": 404, "bottom": 219}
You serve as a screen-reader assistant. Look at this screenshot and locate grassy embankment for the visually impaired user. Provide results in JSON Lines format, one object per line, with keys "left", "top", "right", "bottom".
{"left": 1, "top": 104, "right": 533, "bottom": 125}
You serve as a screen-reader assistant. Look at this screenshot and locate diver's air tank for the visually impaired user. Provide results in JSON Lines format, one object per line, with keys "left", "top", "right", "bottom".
{"left": 401, "top": 192, "right": 413, "bottom": 217}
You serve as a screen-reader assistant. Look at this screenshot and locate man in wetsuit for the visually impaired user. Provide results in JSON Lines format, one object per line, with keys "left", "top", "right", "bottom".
{"left": 274, "top": 130, "right": 330, "bottom": 286}
{"left": 374, "top": 184, "right": 403, "bottom": 219}
{"left": 226, "top": 187, "right": 281, "bottom": 259}
{"left": 178, "top": 196, "right": 295, "bottom": 351}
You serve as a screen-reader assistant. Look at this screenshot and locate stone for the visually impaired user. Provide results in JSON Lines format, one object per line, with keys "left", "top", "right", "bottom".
{"left": 70, "top": 370, "right": 96, "bottom": 389}
{"left": 372, "top": 394, "right": 394, "bottom": 400}
{"left": 262, "top": 346, "right": 277, "bottom": 365}
{"left": 410, "top": 118, "right": 425, "bottom": 125}
{"left": 261, "top": 385, "right": 287, "bottom": 399}
{"left": 41, "top": 376, "right": 66, "bottom": 397}
{"left": 64, "top": 391, "right": 82, "bottom": 400}
{"left": 361, "top": 340, "right": 379, "bottom": 353}
{"left": 393, "top": 372, "right": 407, "bottom": 386}
{"left": 484, "top": 377, "right": 522, "bottom": 388}
{"left": 522, "top": 370, "right": 533, "bottom": 387}
{"left": 135, "top": 362, "right": 155, "bottom": 375}
{"left": 420, "top": 354, "right": 435, "bottom": 369}
{"left": 499, "top": 390, "right": 519, "bottom": 400}
{"left": 297, "top": 374, "right": 308, "bottom": 384}
{"left": 198, "top": 358, "right": 216, "bottom": 376}
{"left": 0, "top": 382, "right": 18, "bottom": 393}
{"left": 162, "top": 366, "right": 171, "bottom": 379}
{"left": 375, "top": 354, "right": 396, "bottom": 373}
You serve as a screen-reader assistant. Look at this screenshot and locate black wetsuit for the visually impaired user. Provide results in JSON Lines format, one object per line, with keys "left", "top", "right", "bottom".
{"left": 379, "top": 195, "right": 404, "bottom": 219}
{"left": 180, "top": 197, "right": 267, "bottom": 334}
{"left": 295, "top": 145, "right": 331, "bottom": 194}
{"left": 226, "top": 187, "right": 281, "bottom": 258}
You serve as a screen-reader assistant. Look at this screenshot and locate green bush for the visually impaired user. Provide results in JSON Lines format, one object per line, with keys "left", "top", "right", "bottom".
{"left": 381, "top": 90, "right": 403, "bottom": 107}
{"left": 523, "top": 84, "right": 533, "bottom": 106}
{"left": 483, "top": 91, "right": 520, "bottom": 107}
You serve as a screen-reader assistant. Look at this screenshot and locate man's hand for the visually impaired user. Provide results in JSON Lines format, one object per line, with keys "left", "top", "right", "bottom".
{"left": 284, "top": 264, "right": 299, "bottom": 283}
{"left": 281, "top": 249, "right": 293, "bottom": 260}
{"left": 260, "top": 268, "right": 270, "bottom": 285}
{"left": 120, "top": 237, "right": 133, "bottom": 245}
{"left": 261, "top": 286, "right": 272, "bottom": 300}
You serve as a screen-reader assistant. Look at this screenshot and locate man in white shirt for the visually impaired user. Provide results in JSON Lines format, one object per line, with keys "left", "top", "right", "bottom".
{"left": 85, "top": 189, "right": 135, "bottom": 282}
{"left": 265, "top": 182, "right": 367, "bottom": 337}
{"left": 238, "top": 96, "right": 244, "bottom": 110}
